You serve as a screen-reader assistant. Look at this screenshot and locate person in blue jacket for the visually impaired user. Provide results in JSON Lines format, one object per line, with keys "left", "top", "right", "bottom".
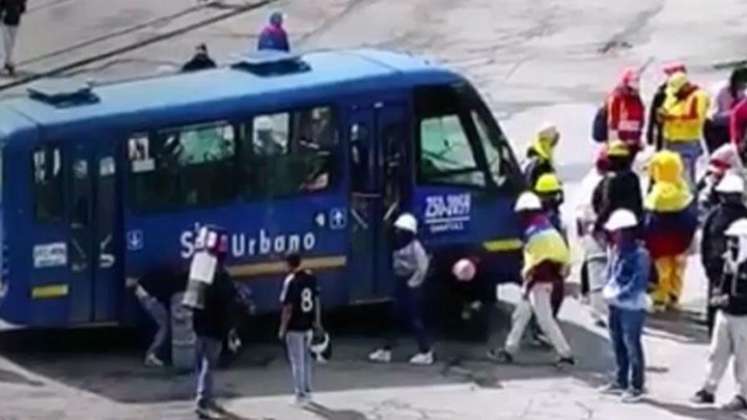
{"left": 600, "top": 209, "right": 651, "bottom": 404}
{"left": 257, "top": 11, "right": 290, "bottom": 52}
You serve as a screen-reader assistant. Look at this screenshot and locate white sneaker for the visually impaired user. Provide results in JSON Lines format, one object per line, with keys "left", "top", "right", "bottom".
{"left": 368, "top": 349, "right": 392, "bottom": 363}
{"left": 144, "top": 354, "right": 164, "bottom": 367}
{"left": 409, "top": 351, "right": 434, "bottom": 366}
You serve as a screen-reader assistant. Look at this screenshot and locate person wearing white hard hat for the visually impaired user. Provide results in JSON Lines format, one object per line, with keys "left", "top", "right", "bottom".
{"left": 369, "top": 213, "right": 433, "bottom": 365}
{"left": 692, "top": 218, "right": 747, "bottom": 411}
{"left": 599, "top": 209, "right": 650, "bottom": 403}
{"left": 701, "top": 173, "right": 747, "bottom": 335}
{"left": 488, "top": 192, "right": 575, "bottom": 367}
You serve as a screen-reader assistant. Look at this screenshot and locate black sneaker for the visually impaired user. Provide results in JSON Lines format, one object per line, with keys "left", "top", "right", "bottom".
{"left": 555, "top": 356, "right": 576, "bottom": 368}
{"left": 486, "top": 348, "right": 514, "bottom": 364}
{"left": 691, "top": 389, "right": 715, "bottom": 405}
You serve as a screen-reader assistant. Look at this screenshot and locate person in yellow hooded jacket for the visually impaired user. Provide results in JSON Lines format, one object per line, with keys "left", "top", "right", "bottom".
{"left": 523, "top": 122, "right": 560, "bottom": 189}
{"left": 643, "top": 151, "right": 698, "bottom": 312}
{"left": 659, "top": 72, "right": 711, "bottom": 187}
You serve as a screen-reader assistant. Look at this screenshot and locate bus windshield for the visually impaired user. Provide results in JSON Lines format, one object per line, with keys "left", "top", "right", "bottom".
{"left": 416, "top": 84, "right": 512, "bottom": 190}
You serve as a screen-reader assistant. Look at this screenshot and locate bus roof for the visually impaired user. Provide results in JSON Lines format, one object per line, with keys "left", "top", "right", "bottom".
{"left": 0, "top": 49, "right": 461, "bottom": 133}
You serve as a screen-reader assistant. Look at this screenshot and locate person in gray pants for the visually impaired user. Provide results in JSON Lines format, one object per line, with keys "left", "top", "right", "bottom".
{"left": 278, "top": 253, "right": 322, "bottom": 406}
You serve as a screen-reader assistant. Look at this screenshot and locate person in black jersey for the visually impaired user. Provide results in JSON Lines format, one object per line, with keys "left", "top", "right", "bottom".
{"left": 278, "top": 253, "right": 322, "bottom": 406}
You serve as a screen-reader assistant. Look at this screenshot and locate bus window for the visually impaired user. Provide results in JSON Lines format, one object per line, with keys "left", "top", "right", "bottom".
{"left": 418, "top": 114, "right": 486, "bottom": 188}
{"left": 32, "top": 146, "right": 64, "bottom": 222}
{"left": 128, "top": 122, "right": 237, "bottom": 211}
{"left": 350, "top": 123, "right": 371, "bottom": 193}
{"left": 242, "top": 106, "right": 337, "bottom": 198}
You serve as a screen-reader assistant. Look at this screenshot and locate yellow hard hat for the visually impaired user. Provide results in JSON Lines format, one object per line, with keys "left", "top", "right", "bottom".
{"left": 535, "top": 173, "right": 562, "bottom": 193}
{"left": 607, "top": 140, "right": 630, "bottom": 158}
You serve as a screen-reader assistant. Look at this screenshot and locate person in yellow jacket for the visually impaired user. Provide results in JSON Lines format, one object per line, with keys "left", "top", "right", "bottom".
{"left": 659, "top": 71, "right": 711, "bottom": 188}
{"left": 488, "top": 192, "right": 575, "bottom": 366}
{"left": 643, "top": 151, "right": 698, "bottom": 312}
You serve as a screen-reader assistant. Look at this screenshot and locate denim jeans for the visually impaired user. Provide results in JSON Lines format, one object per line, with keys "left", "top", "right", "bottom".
{"left": 664, "top": 140, "right": 702, "bottom": 189}
{"left": 385, "top": 281, "right": 431, "bottom": 353}
{"left": 609, "top": 306, "right": 646, "bottom": 391}
{"left": 137, "top": 293, "right": 169, "bottom": 359}
{"left": 195, "top": 336, "right": 222, "bottom": 408}
{"left": 286, "top": 331, "right": 312, "bottom": 399}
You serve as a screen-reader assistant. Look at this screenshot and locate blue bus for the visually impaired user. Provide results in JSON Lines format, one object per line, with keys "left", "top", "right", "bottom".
{"left": 0, "top": 49, "right": 524, "bottom": 328}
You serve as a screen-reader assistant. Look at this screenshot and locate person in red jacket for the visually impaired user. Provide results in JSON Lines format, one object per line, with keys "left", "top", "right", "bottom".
{"left": 608, "top": 68, "right": 646, "bottom": 155}
{"left": 730, "top": 98, "right": 747, "bottom": 156}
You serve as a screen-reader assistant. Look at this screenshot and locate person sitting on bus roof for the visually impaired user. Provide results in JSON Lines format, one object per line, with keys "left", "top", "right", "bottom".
{"left": 126, "top": 264, "right": 187, "bottom": 367}
{"left": 523, "top": 122, "right": 560, "bottom": 189}
{"left": 181, "top": 43, "right": 216, "bottom": 73}
{"left": 257, "top": 11, "right": 290, "bottom": 52}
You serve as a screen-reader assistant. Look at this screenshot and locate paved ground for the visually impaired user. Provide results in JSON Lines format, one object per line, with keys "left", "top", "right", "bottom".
{"left": 3, "top": 0, "right": 747, "bottom": 418}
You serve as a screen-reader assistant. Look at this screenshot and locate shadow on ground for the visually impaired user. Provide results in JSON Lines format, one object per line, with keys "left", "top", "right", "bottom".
{"left": 0, "top": 297, "right": 700, "bottom": 406}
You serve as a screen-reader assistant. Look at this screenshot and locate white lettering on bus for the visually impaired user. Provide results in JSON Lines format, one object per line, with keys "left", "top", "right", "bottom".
{"left": 181, "top": 229, "right": 317, "bottom": 259}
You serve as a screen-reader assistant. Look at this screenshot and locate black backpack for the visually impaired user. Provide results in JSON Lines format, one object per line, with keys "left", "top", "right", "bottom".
{"left": 592, "top": 105, "right": 608, "bottom": 143}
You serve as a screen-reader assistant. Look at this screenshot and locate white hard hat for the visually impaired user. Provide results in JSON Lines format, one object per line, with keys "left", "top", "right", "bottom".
{"left": 514, "top": 192, "right": 542, "bottom": 212}
{"left": 452, "top": 259, "right": 477, "bottom": 282}
{"left": 394, "top": 213, "right": 418, "bottom": 233}
{"left": 716, "top": 173, "right": 745, "bottom": 194}
{"left": 605, "top": 209, "right": 638, "bottom": 231}
{"left": 726, "top": 219, "right": 747, "bottom": 237}
{"left": 255, "top": 116, "right": 274, "bottom": 131}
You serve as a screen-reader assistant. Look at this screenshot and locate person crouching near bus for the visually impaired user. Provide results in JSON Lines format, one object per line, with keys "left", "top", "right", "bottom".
{"left": 701, "top": 174, "right": 747, "bottom": 336}
{"left": 488, "top": 192, "right": 575, "bottom": 367}
{"left": 278, "top": 253, "right": 323, "bottom": 406}
{"left": 369, "top": 213, "right": 434, "bottom": 365}
{"left": 692, "top": 218, "right": 747, "bottom": 411}
{"left": 577, "top": 146, "right": 612, "bottom": 326}
{"left": 126, "top": 264, "right": 187, "bottom": 367}
{"left": 185, "top": 226, "right": 238, "bottom": 418}
{"left": 643, "top": 150, "right": 698, "bottom": 313}
{"left": 599, "top": 209, "right": 650, "bottom": 403}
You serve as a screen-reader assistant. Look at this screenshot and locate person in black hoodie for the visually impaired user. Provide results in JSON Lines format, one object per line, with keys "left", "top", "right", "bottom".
{"left": 592, "top": 140, "right": 644, "bottom": 232}
{"left": 692, "top": 218, "right": 747, "bottom": 411}
{"left": 0, "top": 0, "right": 26, "bottom": 76}
{"left": 189, "top": 227, "right": 237, "bottom": 419}
{"left": 701, "top": 174, "right": 747, "bottom": 336}
{"left": 181, "top": 43, "right": 216, "bottom": 73}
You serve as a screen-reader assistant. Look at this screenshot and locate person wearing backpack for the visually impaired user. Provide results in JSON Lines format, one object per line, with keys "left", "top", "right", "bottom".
{"left": 607, "top": 68, "right": 645, "bottom": 157}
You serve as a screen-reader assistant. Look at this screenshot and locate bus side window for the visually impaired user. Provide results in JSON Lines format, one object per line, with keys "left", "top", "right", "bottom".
{"left": 32, "top": 146, "right": 64, "bottom": 223}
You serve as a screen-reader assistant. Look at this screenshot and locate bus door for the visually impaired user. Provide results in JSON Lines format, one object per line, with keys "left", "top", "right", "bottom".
{"left": 348, "top": 101, "right": 409, "bottom": 302}
{"left": 67, "top": 138, "right": 121, "bottom": 323}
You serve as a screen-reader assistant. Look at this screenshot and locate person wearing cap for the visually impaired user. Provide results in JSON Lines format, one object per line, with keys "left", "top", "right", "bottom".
{"left": 488, "top": 192, "right": 574, "bottom": 367}
{"left": 643, "top": 151, "right": 698, "bottom": 312}
{"left": 599, "top": 209, "right": 651, "bottom": 403}
{"left": 369, "top": 213, "right": 433, "bottom": 365}
{"left": 523, "top": 123, "right": 560, "bottom": 189}
{"left": 692, "top": 218, "right": 747, "bottom": 411}
{"left": 592, "top": 140, "right": 644, "bottom": 232}
{"left": 534, "top": 172, "right": 565, "bottom": 234}
{"left": 577, "top": 145, "right": 612, "bottom": 325}
{"left": 188, "top": 226, "right": 238, "bottom": 418}
{"left": 257, "top": 11, "right": 290, "bottom": 52}
{"left": 607, "top": 68, "right": 646, "bottom": 156}
{"left": 659, "top": 71, "right": 711, "bottom": 188}
{"left": 701, "top": 174, "right": 747, "bottom": 335}
{"left": 697, "top": 143, "right": 744, "bottom": 221}
{"left": 647, "top": 62, "right": 687, "bottom": 151}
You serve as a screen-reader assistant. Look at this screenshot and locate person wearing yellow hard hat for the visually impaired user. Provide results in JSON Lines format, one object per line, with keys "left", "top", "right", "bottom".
{"left": 592, "top": 140, "right": 644, "bottom": 233}
{"left": 523, "top": 122, "right": 560, "bottom": 189}
{"left": 659, "top": 71, "right": 711, "bottom": 188}
{"left": 643, "top": 151, "right": 698, "bottom": 312}
{"left": 534, "top": 172, "right": 564, "bottom": 233}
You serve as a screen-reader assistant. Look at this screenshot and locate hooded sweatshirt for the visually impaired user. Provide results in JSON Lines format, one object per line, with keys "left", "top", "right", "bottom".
{"left": 523, "top": 133, "right": 556, "bottom": 188}
{"left": 604, "top": 241, "right": 650, "bottom": 310}
{"left": 392, "top": 230, "right": 430, "bottom": 289}
{"left": 643, "top": 151, "right": 698, "bottom": 257}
